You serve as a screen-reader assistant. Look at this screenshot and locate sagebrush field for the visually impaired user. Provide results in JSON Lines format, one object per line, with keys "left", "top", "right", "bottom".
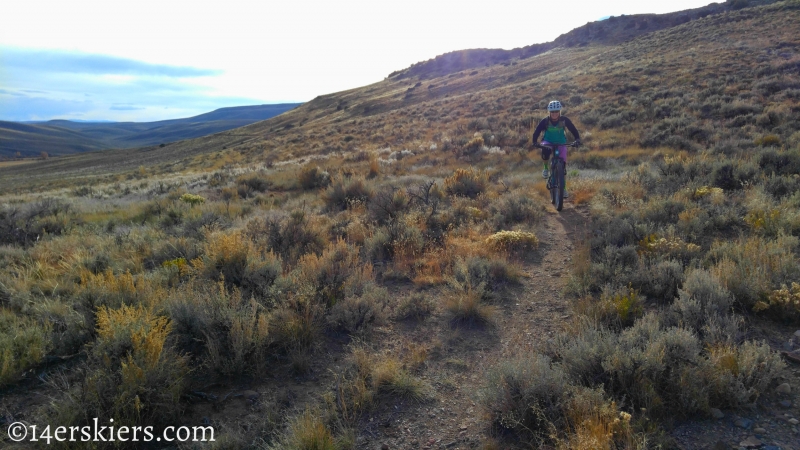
{"left": 2, "top": 1, "right": 800, "bottom": 448}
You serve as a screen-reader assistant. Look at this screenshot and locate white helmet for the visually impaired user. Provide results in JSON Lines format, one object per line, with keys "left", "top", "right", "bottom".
{"left": 547, "top": 100, "right": 562, "bottom": 112}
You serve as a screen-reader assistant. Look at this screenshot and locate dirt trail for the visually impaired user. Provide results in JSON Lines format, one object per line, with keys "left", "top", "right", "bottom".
{"left": 0, "top": 204, "right": 589, "bottom": 449}
{"left": 349, "top": 203, "right": 589, "bottom": 450}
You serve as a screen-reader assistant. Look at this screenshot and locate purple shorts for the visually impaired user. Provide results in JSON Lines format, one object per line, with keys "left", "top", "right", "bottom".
{"left": 542, "top": 140, "right": 567, "bottom": 163}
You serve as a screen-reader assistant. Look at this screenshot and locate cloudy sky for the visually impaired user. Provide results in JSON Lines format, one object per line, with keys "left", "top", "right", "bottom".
{"left": 1, "top": 0, "right": 714, "bottom": 122}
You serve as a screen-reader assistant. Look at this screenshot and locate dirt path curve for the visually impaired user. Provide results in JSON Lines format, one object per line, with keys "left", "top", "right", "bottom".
{"left": 356, "top": 203, "right": 590, "bottom": 450}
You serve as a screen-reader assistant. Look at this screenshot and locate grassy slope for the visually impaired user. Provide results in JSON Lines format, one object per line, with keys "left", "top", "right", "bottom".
{"left": 5, "top": 0, "right": 798, "bottom": 193}
{"left": 1, "top": 1, "right": 800, "bottom": 448}
{"left": 0, "top": 103, "right": 302, "bottom": 158}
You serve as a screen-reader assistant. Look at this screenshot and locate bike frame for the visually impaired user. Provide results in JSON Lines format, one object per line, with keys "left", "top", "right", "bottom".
{"left": 536, "top": 142, "right": 579, "bottom": 212}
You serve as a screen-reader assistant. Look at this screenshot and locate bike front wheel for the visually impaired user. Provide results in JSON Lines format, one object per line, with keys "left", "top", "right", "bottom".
{"left": 554, "top": 161, "right": 564, "bottom": 211}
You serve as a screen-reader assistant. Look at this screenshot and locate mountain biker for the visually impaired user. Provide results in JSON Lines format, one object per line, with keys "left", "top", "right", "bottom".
{"left": 532, "top": 100, "right": 581, "bottom": 197}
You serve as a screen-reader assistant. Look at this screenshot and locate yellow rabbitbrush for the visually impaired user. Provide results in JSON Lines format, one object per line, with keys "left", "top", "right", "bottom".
{"left": 485, "top": 230, "right": 539, "bottom": 253}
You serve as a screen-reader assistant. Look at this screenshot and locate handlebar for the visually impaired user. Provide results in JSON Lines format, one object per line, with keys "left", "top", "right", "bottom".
{"left": 534, "top": 141, "right": 580, "bottom": 149}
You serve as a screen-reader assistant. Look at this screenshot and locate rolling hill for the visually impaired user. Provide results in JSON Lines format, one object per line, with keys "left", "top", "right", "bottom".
{"left": 0, "top": 103, "right": 302, "bottom": 158}
{"left": 1, "top": 1, "right": 800, "bottom": 448}
{"left": 2, "top": 0, "right": 796, "bottom": 195}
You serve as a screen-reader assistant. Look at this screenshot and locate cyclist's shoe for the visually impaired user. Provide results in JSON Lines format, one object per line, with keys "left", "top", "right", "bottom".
{"left": 564, "top": 189, "right": 569, "bottom": 199}
{"left": 542, "top": 168, "right": 549, "bottom": 179}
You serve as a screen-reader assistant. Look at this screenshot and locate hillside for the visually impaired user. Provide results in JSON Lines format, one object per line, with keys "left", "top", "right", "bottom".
{"left": 1, "top": 1, "right": 800, "bottom": 449}
{"left": 0, "top": 103, "right": 301, "bottom": 158}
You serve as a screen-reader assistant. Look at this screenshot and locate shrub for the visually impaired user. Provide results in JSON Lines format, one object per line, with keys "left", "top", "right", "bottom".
{"left": 602, "top": 314, "right": 709, "bottom": 417}
{"left": 485, "top": 230, "right": 539, "bottom": 254}
{"left": 270, "top": 301, "right": 323, "bottom": 360}
{"left": 76, "top": 269, "right": 163, "bottom": 311}
{"left": 489, "top": 193, "right": 543, "bottom": 229}
{"left": 755, "top": 134, "right": 781, "bottom": 147}
{"left": 444, "top": 283, "right": 495, "bottom": 326}
{"left": 52, "top": 304, "right": 191, "bottom": 433}
{"left": 395, "top": 293, "right": 435, "bottom": 321}
{"left": 764, "top": 175, "right": 800, "bottom": 200}
{"left": 168, "top": 281, "right": 271, "bottom": 375}
{"left": 671, "top": 291, "right": 741, "bottom": 346}
{"left": 707, "top": 341, "right": 785, "bottom": 408}
{"left": 0, "top": 199, "right": 72, "bottom": 246}
{"left": 292, "top": 240, "right": 371, "bottom": 307}
{"left": 368, "top": 155, "right": 380, "bottom": 179}
{"left": 444, "top": 168, "right": 488, "bottom": 198}
{"left": 327, "top": 284, "right": 389, "bottom": 334}
{"left": 670, "top": 269, "right": 740, "bottom": 344}
{"left": 363, "top": 228, "right": 393, "bottom": 263}
{"left": 711, "top": 161, "right": 756, "bottom": 190}
{"left": 181, "top": 211, "right": 231, "bottom": 239}
{"left": 758, "top": 282, "right": 800, "bottom": 323}
{"left": 0, "top": 310, "right": 51, "bottom": 386}
{"left": 298, "top": 164, "right": 331, "bottom": 190}
{"left": 179, "top": 193, "right": 205, "bottom": 206}
{"left": 758, "top": 148, "right": 800, "bottom": 176}
{"left": 236, "top": 173, "right": 271, "bottom": 198}
{"left": 241, "top": 251, "right": 282, "bottom": 302}
{"left": 463, "top": 135, "right": 485, "bottom": 157}
{"left": 322, "top": 178, "right": 373, "bottom": 211}
{"left": 367, "top": 187, "right": 409, "bottom": 225}
{"left": 280, "top": 408, "right": 337, "bottom": 450}
{"left": 709, "top": 234, "right": 800, "bottom": 311}
{"left": 609, "top": 286, "right": 644, "bottom": 326}
{"left": 197, "top": 231, "right": 250, "bottom": 286}
{"left": 631, "top": 259, "right": 685, "bottom": 303}
{"left": 546, "top": 322, "right": 616, "bottom": 386}
{"left": 371, "top": 357, "right": 427, "bottom": 401}
{"left": 480, "top": 355, "right": 572, "bottom": 445}
{"left": 247, "top": 210, "right": 326, "bottom": 267}
{"left": 452, "top": 256, "right": 519, "bottom": 300}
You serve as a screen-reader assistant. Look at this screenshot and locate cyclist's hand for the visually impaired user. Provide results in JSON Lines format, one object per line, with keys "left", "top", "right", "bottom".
{"left": 574, "top": 139, "right": 582, "bottom": 147}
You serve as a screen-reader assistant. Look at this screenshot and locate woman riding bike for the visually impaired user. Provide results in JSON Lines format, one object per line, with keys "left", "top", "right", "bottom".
{"left": 532, "top": 100, "right": 581, "bottom": 198}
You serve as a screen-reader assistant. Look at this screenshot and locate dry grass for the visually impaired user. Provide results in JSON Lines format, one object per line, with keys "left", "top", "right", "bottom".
{"left": 1, "top": 2, "right": 798, "bottom": 446}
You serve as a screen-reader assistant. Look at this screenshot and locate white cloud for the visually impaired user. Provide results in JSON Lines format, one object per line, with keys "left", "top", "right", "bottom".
{"left": 0, "top": 0, "right": 717, "bottom": 121}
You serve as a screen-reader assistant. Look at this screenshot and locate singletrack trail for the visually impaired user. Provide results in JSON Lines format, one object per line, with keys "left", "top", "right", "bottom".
{"left": 348, "top": 203, "right": 590, "bottom": 450}
{"left": 0, "top": 204, "right": 590, "bottom": 449}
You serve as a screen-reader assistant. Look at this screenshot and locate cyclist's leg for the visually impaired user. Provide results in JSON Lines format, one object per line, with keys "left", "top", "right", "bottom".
{"left": 541, "top": 140, "right": 553, "bottom": 178}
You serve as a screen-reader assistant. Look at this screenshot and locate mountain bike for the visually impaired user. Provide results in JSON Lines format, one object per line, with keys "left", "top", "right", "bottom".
{"left": 535, "top": 141, "right": 580, "bottom": 212}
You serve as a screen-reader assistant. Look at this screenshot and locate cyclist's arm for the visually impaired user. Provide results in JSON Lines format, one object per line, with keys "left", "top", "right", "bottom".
{"left": 531, "top": 118, "right": 548, "bottom": 144}
{"left": 562, "top": 117, "right": 581, "bottom": 141}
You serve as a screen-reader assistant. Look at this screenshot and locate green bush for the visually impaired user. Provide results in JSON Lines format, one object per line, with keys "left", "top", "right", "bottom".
{"left": 367, "top": 187, "right": 409, "bottom": 225}
{"left": 167, "top": 281, "right": 270, "bottom": 376}
{"left": 395, "top": 293, "right": 435, "bottom": 321}
{"left": 298, "top": 164, "right": 331, "bottom": 190}
{"left": 708, "top": 341, "right": 785, "bottom": 408}
{"left": 322, "top": 178, "right": 373, "bottom": 211}
{"left": 327, "top": 284, "right": 389, "bottom": 334}
{"left": 601, "top": 313, "right": 708, "bottom": 417}
{"left": 489, "top": 193, "right": 544, "bottom": 229}
{"left": 708, "top": 234, "right": 800, "bottom": 310}
{"left": 0, "top": 310, "right": 51, "bottom": 385}
{"left": 631, "top": 259, "right": 684, "bottom": 303}
{"left": 236, "top": 173, "right": 271, "bottom": 198}
{"left": 247, "top": 210, "right": 326, "bottom": 267}
{"left": 480, "top": 355, "right": 571, "bottom": 444}
{"left": 452, "top": 256, "right": 519, "bottom": 301}
{"left": 443, "top": 168, "right": 488, "bottom": 199}
{"left": 43, "top": 304, "right": 189, "bottom": 442}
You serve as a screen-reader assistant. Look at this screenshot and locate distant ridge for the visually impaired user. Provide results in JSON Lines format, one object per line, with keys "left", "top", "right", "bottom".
{"left": 0, "top": 103, "right": 302, "bottom": 158}
{"left": 390, "top": 0, "right": 784, "bottom": 80}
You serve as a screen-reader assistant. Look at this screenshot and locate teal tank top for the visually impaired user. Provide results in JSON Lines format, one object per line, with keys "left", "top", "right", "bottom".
{"left": 543, "top": 118, "right": 567, "bottom": 144}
